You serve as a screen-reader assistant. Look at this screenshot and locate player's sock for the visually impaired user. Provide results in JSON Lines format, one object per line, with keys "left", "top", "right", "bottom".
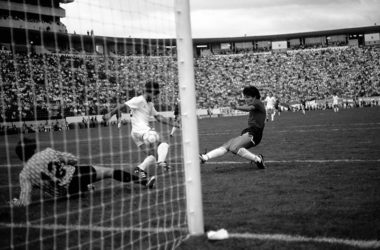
{"left": 237, "top": 148, "right": 261, "bottom": 162}
{"left": 157, "top": 142, "right": 169, "bottom": 163}
{"left": 113, "top": 170, "right": 139, "bottom": 182}
{"left": 206, "top": 147, "right": 228, "bottom": 160}
{"left": 138, "top": 155, "right": 156, "bottom": 171}
{"left": 170, "top": 127, "right": 176, "bottom": 136}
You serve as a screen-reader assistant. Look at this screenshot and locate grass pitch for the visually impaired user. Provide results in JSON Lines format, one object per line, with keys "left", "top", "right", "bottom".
{"left": 1, "top": 107, "right": 380, "bottom": 249}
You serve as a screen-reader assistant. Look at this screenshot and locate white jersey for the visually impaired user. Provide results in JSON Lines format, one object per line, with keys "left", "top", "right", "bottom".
{"left": 125, "top": 95, "right": 158, "bottom": 133}
{"left": 265, "top": 96, "right": 276, "bottom": 109}
{"left": 332, "top": 95, "right": 339, "bottom": 105}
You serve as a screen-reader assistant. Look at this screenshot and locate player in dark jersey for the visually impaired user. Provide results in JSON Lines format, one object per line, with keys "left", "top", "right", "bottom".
{"left": 274, "top": 98, "right": 282, "bottom": 116}
{"left": 170, "top": 98, "right": 181, "bottom": 137}
{"left": 300, "top": 97, "right": 306, "bottom": 114}
{"left": 199, "top": 86, "right": 266, "bottom": 169}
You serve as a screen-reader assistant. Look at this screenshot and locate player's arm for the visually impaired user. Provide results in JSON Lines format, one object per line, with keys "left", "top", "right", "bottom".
{"left": 9, "top": 174, "right": 32, "bottom": 207}
{"left": 235, "top": 105, "right": 256, "bottom": 112}
{"left": 231, "top": 102, "right": 256, "bottom": 112}
{"left": 154, "top": 114, "right": 180, "bottom": 128}
{"left": 102, "top": 104, "right": 128, "bottom": 121}
{"left": 262, "top": 97, "right": 268, "bottom": 105}
{"left": 57, "top": 151, "right": 78, "bottom": 166}
{"left": 151, "top": 104, "right": 179, "bottom": 127}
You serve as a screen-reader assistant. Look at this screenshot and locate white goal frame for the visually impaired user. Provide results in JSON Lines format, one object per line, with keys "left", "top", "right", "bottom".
{"left": 174, "top": 0, "right": 204, "bottom": 235}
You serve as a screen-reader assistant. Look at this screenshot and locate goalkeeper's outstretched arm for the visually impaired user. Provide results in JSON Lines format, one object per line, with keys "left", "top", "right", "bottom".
{"left": 9, "top": 174, "right": 32, "bottom": 207}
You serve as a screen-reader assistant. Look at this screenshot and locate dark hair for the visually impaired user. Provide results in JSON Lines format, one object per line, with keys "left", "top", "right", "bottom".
{"left": 243, "top": 86, "right": 261, "bottom": 99}
{"left": 15, "top": 137, "right": 36, "bottom": 162}
{"left": 145, "top": 80, "right": 160, "bottom": 95}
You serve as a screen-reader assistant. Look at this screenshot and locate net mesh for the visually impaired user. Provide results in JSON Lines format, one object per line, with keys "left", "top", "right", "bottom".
{"left": 0, "top": 0, "right": 190, "bottom": 249}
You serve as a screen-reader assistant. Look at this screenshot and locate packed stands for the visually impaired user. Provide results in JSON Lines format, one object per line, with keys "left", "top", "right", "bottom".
{"left": 1, "top": 46, "right": 380, "bottom": 125}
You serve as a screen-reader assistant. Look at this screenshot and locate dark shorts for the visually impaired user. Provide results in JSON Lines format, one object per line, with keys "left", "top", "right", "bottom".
{"left": 241, "top": 127, "right": 263, "bottom": 146}
{"left": 68, "top": 165, "right": 97, "bottom": 195}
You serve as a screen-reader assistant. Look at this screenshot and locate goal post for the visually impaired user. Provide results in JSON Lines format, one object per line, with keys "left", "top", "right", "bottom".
{"left": 0, "top": 0, "right": 205, "bottom": 248}
{"left": 174, "top": 0, "right": 204, "bottom": 235}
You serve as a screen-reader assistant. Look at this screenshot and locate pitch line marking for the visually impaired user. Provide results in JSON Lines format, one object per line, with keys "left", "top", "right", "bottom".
{"left": 1, "top": 223, "right": 379, "bottom": 248}
{"left": 229, "top": 232, "right": 380, "bottom": 249}
{"left": 204, "top": 159, "right": 380, "bottom": 165}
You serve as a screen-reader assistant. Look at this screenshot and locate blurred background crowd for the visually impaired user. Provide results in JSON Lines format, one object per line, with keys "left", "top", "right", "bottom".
{"left": 1, "top": 46, "right": 379, "bottom": 126}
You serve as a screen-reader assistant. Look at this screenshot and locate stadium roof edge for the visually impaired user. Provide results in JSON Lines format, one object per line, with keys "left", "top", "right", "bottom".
{"left": 64, "top": 25, "right": 380, "bottom": 45}
{"left": 1, "top": 25, "right": 379, "bottom": 52}
{"left": 192, "top": 25, "right": 380, "bottom": 43}
{"left": 79, "top": 25, "right": 380, "bottom": 44}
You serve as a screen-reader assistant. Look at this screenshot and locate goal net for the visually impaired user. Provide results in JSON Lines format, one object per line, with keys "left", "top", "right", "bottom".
{"left": 0, "top": 0, "right": 203, "bottom": 249}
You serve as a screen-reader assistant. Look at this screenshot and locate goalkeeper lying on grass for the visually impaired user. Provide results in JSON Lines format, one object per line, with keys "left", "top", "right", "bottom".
{"left": 9, "top": 137, "right": 155, "bottom": 207}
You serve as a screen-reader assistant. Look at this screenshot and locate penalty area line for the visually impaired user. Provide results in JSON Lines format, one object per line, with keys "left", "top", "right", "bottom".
{"left": 229, "top": 232, "right": 380, "bottom": 249}
{"left": 204, "top": 159, "right": 380, "bottom": 165}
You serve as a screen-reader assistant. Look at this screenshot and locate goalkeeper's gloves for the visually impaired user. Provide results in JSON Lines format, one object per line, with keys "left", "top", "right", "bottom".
{"left": 9, "top": 198, "right": 25, "bottom": 207}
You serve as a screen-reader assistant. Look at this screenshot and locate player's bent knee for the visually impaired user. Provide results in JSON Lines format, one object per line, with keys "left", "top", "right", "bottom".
{"left": 228, "top": 144, "right": 240, "bottom": 154}
{"left": 226, "top": 136, "right": 248, "bottom": 154}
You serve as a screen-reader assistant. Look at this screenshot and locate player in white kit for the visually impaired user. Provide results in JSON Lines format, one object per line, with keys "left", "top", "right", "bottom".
{"left": 332, "top": 93, "right": 340, "bottom": 112}
{"left": 264, "top": 91, "right": 277, "bottom": 122}
{"left": 103, "top": 81, "right": 179, "bottom": 178}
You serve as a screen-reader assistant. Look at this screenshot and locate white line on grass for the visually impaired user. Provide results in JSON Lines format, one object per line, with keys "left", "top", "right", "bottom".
{"left": 204, "top": 159, "right": 380, "bottom": 165}
{"left": 1, "top": 223, "right": 379, "bottom": 248}
{"left": 229, "top": 232, "right": 380, "bottom": 249}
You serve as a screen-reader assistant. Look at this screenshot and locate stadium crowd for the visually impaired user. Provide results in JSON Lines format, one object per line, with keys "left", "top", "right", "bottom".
{"left": 195, "top": 46, "right": 380, "bottom": 107}
{"left": 1, "top": 46, "right": 380, "bottom": 125}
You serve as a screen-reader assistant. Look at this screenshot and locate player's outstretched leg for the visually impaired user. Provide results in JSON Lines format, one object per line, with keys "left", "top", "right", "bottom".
{"left": 199, "top": 154, "right": 207, "bottom": 164}
{"left": 92, "top": 165, "right": 156, "bottom": 188}
{"left": 199, "top": 147, "right": 228, "bottom": 164}
{"left": 236, "top": 148, "right": 266, "bottom": 169}
{"left": 134, "top": 155, "right": 156, "bottom": 177}
{"left": 133, "top": 175, "right": 156, "bottom": 189}
{"left": 157, "top": 142, "right": 170, "bottom": 171}
{"left": 115, "top": 169, "right": 156, "bottom": 189}
{"left": 255, "top": 154, "right": 266, "bottom": 169}
{"left": 170, "top": 126, "right": 176, "bottom": 137}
